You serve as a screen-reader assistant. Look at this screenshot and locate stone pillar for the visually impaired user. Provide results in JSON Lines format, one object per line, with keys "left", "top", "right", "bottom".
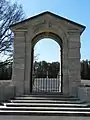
{"left": 62, "top": 37, "right": 69, "bottom": 95}
{"left": 12, "top": 31, "right": 25, "bottom": 96}
{"left": 68, "top": 32, "right": 81, "bottom": 97}
{"left": 24, "top": 31, "right": 32, "bottom": 94}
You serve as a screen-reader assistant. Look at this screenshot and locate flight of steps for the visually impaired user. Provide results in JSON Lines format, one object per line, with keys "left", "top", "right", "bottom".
{"left": 0, "top": 94, "right": 90, "bottom": 116}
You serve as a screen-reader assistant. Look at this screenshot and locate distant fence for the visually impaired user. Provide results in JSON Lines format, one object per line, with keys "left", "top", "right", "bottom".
{"left": 32, "top": 78, "right": 90, "bottom": 92}
{"left": 32, "top": 78, "right": 61, "bottom": 92}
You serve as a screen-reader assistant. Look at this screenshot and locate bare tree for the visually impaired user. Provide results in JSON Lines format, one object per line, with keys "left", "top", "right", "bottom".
{"left": 0, "top": 0, "right": 25, "bottom": 60}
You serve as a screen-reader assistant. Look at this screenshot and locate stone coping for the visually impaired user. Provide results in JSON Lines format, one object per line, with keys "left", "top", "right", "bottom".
{"left": 0, "top": 80, "right": 13, "bottom": 87}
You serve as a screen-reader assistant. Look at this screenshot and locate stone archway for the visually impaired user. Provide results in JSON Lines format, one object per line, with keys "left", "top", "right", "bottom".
{"left": 30, "top": 32, "right": 62, "bottom": 93}
{"left": 10, "top": 11, "right": 85, "bottom": 97}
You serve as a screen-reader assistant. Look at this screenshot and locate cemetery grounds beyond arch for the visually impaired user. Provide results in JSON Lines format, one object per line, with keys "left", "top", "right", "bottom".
{"left": 30, "top": 32, "right": 63, "bottom": 93}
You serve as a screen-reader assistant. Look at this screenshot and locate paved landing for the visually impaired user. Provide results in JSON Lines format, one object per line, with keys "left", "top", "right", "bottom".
{"left": 0, "top": 115, "right": 89, "bottom": 120}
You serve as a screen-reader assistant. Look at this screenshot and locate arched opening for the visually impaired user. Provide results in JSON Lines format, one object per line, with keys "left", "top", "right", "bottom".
{"left": 30, "top": 32, "right": 63, "bottom": 94}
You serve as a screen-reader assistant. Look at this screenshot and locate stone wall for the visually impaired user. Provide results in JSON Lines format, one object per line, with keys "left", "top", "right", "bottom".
{"left": 78, "top": 80, "right": 90, "bottom": 102}
{"left": 0, "top": 80, "right": 15, "bottom": 101}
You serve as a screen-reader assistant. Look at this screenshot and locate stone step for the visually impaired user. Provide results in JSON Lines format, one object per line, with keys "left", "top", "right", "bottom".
{"left": 0, "top": 95, "right": 90, "bottom": 116}
{"left": 14, "top": 96, "right": 79, "bottom": 101}
{"left": 1, "top": 95, "right": 89, "bottom": 116}
{"left": 1, "top": 106, "right": 90, "bottom": 111}
{"left": 0, "top": 110, "right": 90, "bottom": 116}
{"left": 3, "top": 102, "right": 88, "bottom": 107}
{"left": 22, "top": 94, "right": 74, "bottom": 98}
{"left": 9, "top": 99, "right": 84, "bottom": 104}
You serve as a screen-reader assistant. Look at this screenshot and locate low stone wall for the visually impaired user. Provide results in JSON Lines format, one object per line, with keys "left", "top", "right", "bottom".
{"left": 78, "top": 80, "right": 90, "bottom": 102}
{"left": 78, "top": 86, "right": 90, "bottom": 102}
{"left": 0, "top": 79, "right": 90, "bottom": 102}
{"left": 0, "top": 80, "right": 15, "bottom": 101}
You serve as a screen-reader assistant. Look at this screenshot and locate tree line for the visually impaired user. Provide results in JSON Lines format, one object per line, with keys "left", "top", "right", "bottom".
{"left": 81, "top": 60, "right": 90, "bottom": 80}
{"left": 0, "top": 60, "right": 90, "bottom": 80}
{"left": 0, "top": 60, "right": 12, "bottom": 80}
{"left": 33, "top": 61, "right": 60, "bottom": 78}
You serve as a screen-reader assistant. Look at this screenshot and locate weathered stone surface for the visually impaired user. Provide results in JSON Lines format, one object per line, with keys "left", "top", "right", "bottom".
{"left": 68, "top": 48, "right": 80, "bottom": 58}
{"left": 78, "top": 86, "right": 90, "bottom": 102}
{"left": 12, "top": 31, "right": 25, "bottom": 96}
{"left": 68, "top": 41, "right": 80, "bottom": 48}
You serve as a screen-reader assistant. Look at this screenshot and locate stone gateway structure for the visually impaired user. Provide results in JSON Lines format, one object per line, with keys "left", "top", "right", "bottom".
{"left": 10, "top": 11, "right": 85, "bottom": 97}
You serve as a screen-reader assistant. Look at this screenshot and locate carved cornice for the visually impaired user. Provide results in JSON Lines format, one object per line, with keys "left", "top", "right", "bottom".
{"left": 67, "top": 29, "right": 81, "bottom": 36}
